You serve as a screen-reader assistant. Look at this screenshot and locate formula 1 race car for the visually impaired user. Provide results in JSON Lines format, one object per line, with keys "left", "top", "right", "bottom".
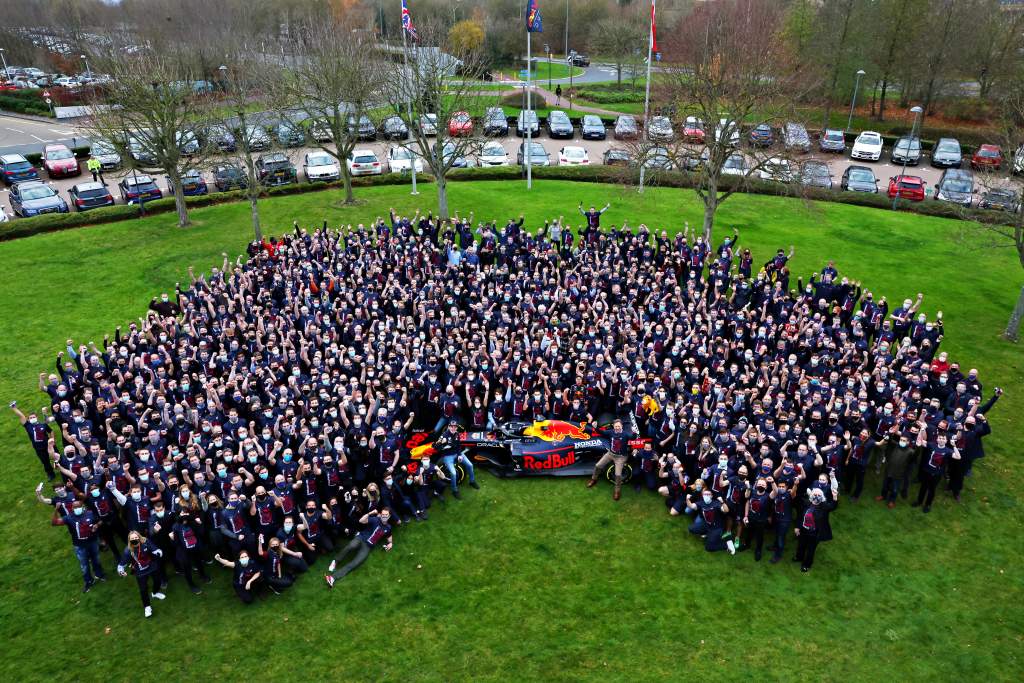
{"left": 404, "top": 419, "right": 649, "bottom": 482}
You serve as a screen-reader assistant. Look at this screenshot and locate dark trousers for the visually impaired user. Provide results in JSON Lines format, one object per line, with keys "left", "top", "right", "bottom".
{"left": 135, "top": 572, "right": 160, "bottom": 608}
{"left": 845, "top": 463, "right": 867, "bottom": 498}
{"left": 916, "top": 472, "right": 941, "bottom": 507}
{"left": 948, "top": 460, "right": 965, "bottom": 496}
{"left": 795, "top": 533, "right": 820, "bottom": 569}
{"left": 35, "top": 445, "right": 55, "bottom": 479}
{"left": 881, "top": 476, "right": 904, "bottom": 503}
{"left": 772, "top": 519, "right": 791, "bottom": 559}
{"left": 73, "top": 539, "right": 105, "bottom": 585}
{"left": 688, "top": 518, "right": 727, "bottom": 552}
{"left": 285, "top": 554, "right": 309, "bottom": 574}
{"left": 748, "top": 520, "right": 767, "bottom": 559}
{"left": 267, "top": 573, "right": 294, "bottom": 591}
{"left": 330, "top": 537, "right": 371, "bottom": 580}
{"left": 234, "top": 579, "right": 261, "bottom": 604}
{"left": 176, "top": 547, "right": 209, "bottom": 588}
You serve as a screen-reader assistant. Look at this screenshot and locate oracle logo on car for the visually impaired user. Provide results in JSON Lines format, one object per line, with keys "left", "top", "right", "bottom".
{"left": 523, "top": 449, "right": 576, "bottom": 470}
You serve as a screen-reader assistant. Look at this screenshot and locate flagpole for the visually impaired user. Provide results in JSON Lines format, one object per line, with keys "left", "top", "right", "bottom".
{"left": 638, "top": 0, "right": 654, "bottom": 194}
{"left": 400, "top": 3, "right": 419, "bottom": 195}
{"left": 526, "top": 27, "right": 533, "bottom": 190}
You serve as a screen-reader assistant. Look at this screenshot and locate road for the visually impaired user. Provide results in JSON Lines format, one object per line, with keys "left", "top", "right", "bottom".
{"left": 2, "top": 127, "right": 1020, "bottom": 219}
{"left": 0, "top": 114, "right": 88, "bottom": 153}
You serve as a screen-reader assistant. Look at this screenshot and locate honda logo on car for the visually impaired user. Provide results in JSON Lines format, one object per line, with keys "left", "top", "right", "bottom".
{"left": 523, "top": 449, "right": 576, "bottom": 470}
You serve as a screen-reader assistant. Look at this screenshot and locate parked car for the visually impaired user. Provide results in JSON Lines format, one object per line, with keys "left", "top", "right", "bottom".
{"left": 934, "top": 168, "right": 973, "bottom": 207}
{"left": 434, "top": 141, "right": 474, "bottom": 168}
{"left": 580, "top": 115, "right": 606, "bottom": 140}
{"left": 346, "top": 149, "right": 382, "bottom": 176}
{"left": 783, "top": 122, "right": 811, "bottom": 153}
{"left": 819, "top": 128, "right": 846, "bottom": 153}
{"left": 930, "top": 137, "right": 962, "bottom": 168}
{"left": 683, "top": 116, "right": 705, "bottom": 143}
{"left": 176, "top": 130, "right": 200, "bottom": 155}
{"left": 448, "top": 111, "right": 474, "bottom": 137}
{"left": 841, "top": 165, "right": 878, "bottom": 193}
{"left": 970, "top": 144, "right": 1003, "bottom": 171}
{"left": 800, "top": 160, "right": 832, "bottom": 188}
{"left": 850, "top": 131, "right": 884, "bottom": 161}
{"left": 558, "top": 146, "right": 589, "bottom": 166}
{"left": 613, "top": 115, "right": 638, "bottom": 140}
{"left": 243, "top": 124, "right": 272, "bottom": 151}
{"left": 602, "top": 148, "right": 632, "bottom": 167}
{"left": 90, "top": 140, "right": 122, "bottom": 170}
{"left": 1014, "top": 144, "right": 1024, "bottom": 175}
{"left": 347, "top": 115, "right": 377, "bottom": 141}
{"left": 715, "top": 117, "right": 740, "bottom": 146}
{"left": 9, "top": 180, "right": 68, "bottom": 216}
{"left": 516, "top": 110, "right": 540, "bottom": 137}
{"left": 255, "top": 153, "right": 298, "bottom": 185}
{"left": 167, "top": 169, "right": 208, "bottom": 196}
{"left": 303, "top": 152, "right": 341, "bottom": 182}
{"left": 759, "top": 157, "right": 794, "bottom": 182}
{"left": 380, "top": 116, "right": 408, "bottom": 140}
{"left": 311, "top": 121, "right": 334, "bottom": 142}
{"left": 887, "top": 174, "right": 926, "bottom": 202}
{"left": 678, "top": 147, "right": 709, "bottom": 171}
{"left": 418, "top": 114, "right": 438, "bottom": 137}
{"left": 0, "top": 154, "right": 39, "bottom": 185}
{"left": 386, "top": 146, "right": 424, "bottom": 173}
{"left": 68, "top": 182, "right": 115, "bottom": 211}
{"left": 128, "top": 136, "right": 158, "bottom": 166}
{"left": 639, "top": 146, "right": 672, "bottom": 170}
{"left": 647, "top": 116, "right": 674, "bottom": 142}
{"left": 569, "top": 53, "right": 590, "bottom": 67}
{"left": 721, "top": 153, "right": 748, "bottom": 176}
{"left": 978, "top": 188, "right": 1019, "bottom": 212}
{"left": 204, "top": 124, "right": 237, "bottom": 152}
{"left": 483, "top": 107, "right": 509, "bottom": 136}
{"left": 891, "top": 136, "right": 922, "bottom": 166}
{"left": 748, "top": 123, "right": 774, "bottom": 148}
{"left": 478, "top": 141, "right": 510, "bottom": 167}
{"left": 547, "top": 110, "right": 574, "bottom": 139}
{"left": 212, "top": 163, "right": 248, "bottom": 191}
{"left": 118, "top": 174, "right": 163, "bottom": 204}
{"left": 516, "top": 141, "right": 550, "bottom": 166}
{"left": 274, "top": 121, "right": 306, "bottom": 147}
{"left": 42, "top": 143, "right": 80, "bottom": 178}
{"left": 54, "top": 76, "right": 80, "bottom": 88}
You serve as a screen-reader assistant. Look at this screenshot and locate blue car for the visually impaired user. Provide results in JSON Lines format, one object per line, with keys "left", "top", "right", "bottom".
{"left": 9, "top": 181, "right": 69, "bottom": 217}
{"left": 0, "top": 154, "right": 40, "bottom": 185}
{"left": 167, "top": 170, "right": 208, "bottom": 196}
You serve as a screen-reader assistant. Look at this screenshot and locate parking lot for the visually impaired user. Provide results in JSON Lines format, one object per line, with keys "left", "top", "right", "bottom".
{"left": 2, "top": 123, "right": 1021, "bottom": 219}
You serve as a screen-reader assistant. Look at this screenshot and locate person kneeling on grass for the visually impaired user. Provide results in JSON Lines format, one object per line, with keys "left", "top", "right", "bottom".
{"left": 685, "top": 488, "right": 736, "bottom": 555}
{"left": 214, "top": 550, "right": 263, "bottom": 604}
{"left": 324, "top": 508, "right": 393, "bottom": 588}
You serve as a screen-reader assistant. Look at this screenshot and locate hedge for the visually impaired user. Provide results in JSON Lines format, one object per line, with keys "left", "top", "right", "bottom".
{"left": 0, "top": 95, "right": 52, "bottom": 118}
{"left": 2, "top": 164, "right": 1018, "bottom": 241}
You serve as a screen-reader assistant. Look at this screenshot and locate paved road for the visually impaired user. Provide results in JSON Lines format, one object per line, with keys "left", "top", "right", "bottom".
{"left": 0, "top": 114, "right": 88, "bottom": 152}
{"left": 2, "top": 128, "right": 1019, "bottom": 220}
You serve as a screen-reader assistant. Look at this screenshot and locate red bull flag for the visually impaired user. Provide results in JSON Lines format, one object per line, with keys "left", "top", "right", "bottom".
{"left": 650, "top": 0, "right": 658, "bottom": 53}
{"left": 526, "top": 0, "right": 543, "bottom": 32}
{"left": 402, "top": 0, "right": 418, "bottom": 41}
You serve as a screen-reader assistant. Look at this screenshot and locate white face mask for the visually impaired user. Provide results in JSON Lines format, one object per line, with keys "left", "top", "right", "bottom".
{"left": 702, "top": 493, "right": 713, "bottom": 503}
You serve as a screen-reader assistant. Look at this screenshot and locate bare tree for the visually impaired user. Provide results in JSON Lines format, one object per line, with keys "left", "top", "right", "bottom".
{"left": 383, "top": 18, "right": 490, "bottom": 220}
{"left": 274, "top": 19, "right": 384, "bottom": 205}
{"left": 658, "top": 0, "right": 813, "bottom": 238}
{"left": 84, "top": 48, "right": 211, "bottom": 227}
{"left": 594, "top": 14, "right": 645, "bottom": 87}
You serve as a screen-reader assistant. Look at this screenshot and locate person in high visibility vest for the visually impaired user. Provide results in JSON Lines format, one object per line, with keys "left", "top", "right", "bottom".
{"left": 86, "top": 156, "right": 103, "bottom": 184}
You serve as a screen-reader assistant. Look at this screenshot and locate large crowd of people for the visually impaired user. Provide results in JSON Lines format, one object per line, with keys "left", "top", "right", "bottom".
{"left": 14, "top": 202, "right": 1002, "bottom": 616}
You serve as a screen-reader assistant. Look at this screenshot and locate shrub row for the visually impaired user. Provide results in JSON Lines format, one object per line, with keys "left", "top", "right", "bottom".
{"left": 1, "top": 164, "right": 1017, "bottom": 241}
{"left": 0, "top": 95, "right": 52, "bottom": 118}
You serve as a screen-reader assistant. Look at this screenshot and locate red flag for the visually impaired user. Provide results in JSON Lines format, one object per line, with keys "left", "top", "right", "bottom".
{"left": 650, "top": 0, "right": 658, "bottom": 53}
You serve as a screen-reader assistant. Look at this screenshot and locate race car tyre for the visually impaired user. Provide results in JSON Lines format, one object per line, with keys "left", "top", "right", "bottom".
{"left": 606, "top": 462, "right": 633, "bottom": 484}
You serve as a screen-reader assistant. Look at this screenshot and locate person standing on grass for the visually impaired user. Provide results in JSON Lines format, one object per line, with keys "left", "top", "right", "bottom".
{"left": 59, "top": 498, "right": 107, "bottom": 593}
{"left": 117, "top": 531, "right": 166, "bottom": 618}
{"left": 214, "top": 550, "right": 263, "bottom": 604}
{"left": 587, "top": 418, "right": 629, "bottom": 501}
{"left": 170, "top": 510, "right": 211, "bottom": 595}
{"left": 794, "top": 485, "right": 837, "bottom": 573}
{"left": 578, "top": 201, "right": 610, "bottom": 241}
{"left": 11, "top": 401, "right": 55, "bottom": 480}
{"left": 877, "top": 435, "right": 916, "bottom": 509}
{"left": 912, "top": 429, "right": 960, "bottom": 513}
{"left": 324, "top": 508, "right": 393, "bottom": 588}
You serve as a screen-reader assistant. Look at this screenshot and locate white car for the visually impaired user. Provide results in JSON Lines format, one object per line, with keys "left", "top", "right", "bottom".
{"left": 418, "top": 114, "right": 438, "bottom": 136}
{"left": 759, "top": 157, "right": 794, "bottom": 182}
{"left": 558, "top": 146, "right": 590, "bottom": 166}
{"left": 54, "top": 76, "right": 81, "bottom": 88}
{"left": 311, "top": 122, "right": 333, "bottom": 143}
{"left": 387, "top": 146, "right": 424, "bottom": 173}
{"left": 715, "top": 117, "right": 741, "bottom": 146}
{"left": 346, "top": 149, "right": 382, "bottom": 176}
{"left": 1013, "top": 144, "right": 1024, "bottom": 175}
{"left": 850, "top": 131, "right": 884, "bottom": 161}
{"left": 303, "top": 152, "right": 340, "bottom": 182}
{"left": 478, "top": 141, "right": 509, "bottom": 167}
{"left": 721, "top": 152, "right": 748, "bottom": 176}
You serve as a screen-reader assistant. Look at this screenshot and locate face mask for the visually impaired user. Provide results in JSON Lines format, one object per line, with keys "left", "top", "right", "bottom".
{"left": 239, "top": 558, "right": 249, "bottom": 567}
{"left": 131, "top": 492, "right": 142, "bottom": 502}
{"left": 259, "top": 472, "right": 269, "bottom": 480}
{"left": 899, "top": 440, "right": 909, "bottom": 448}
{"left": 283, "top": 523, "right": 293, "bottom": 533}
{"left": 74, "top": 507, "right": 84, "bottom": 516}
{"left": 139, "top": 474, "right": 150, "bottom": 483}
{"left": 156, "top": 510, "right": 165, "bottom": 518}
{"left": 422, "top": 459, "right": 431, "bottom": 468}
{"left": 283, "top": 454, "right": 293, "bottom": 463}
{"left": 139, "top": 454, "right": 150, "bottom": 462}
{"left": 384, "top": 478, "right": 393, "bottom": 487}
{"left": 217, "top": 468, "right": 227, "bottom": 477}
{"left": 181, "top": 490, "right": 191, "bottom": 500}
{"left": 702, "top": 494, "right": 712, "bottom": 504}
{"left": 91, "top": 488, "right": 101, "bottom": 498}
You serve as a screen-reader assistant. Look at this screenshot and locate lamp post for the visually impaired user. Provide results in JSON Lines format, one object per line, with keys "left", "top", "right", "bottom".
{"left": 846, "top": 69, "right": 865, "bottom": 134}
{"left": 892, "top": 105, "right": 923, "bottom": 211}
{"left": 81, "top": 54, "right": 92, "bottom": 81}
{"left": 0, "top": 48, "right": 9, "bottom": 80}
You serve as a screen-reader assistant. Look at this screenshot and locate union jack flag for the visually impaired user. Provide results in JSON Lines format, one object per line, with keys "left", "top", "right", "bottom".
{"left": 402, "top": 0, "right": 418, "bottom": 41}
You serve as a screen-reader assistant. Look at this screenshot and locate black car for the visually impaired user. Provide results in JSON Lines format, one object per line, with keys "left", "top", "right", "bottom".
{"left": 167, "top": 169, "right": 208, "bottom": 196}
{"left": 68, "top": 181, "right": 115, "bottom": 211}
{"left": 602, "top": 148, "right": 631, "bottom": 167}
{"left": 380, "top": 115, "right": 409, "bottom": 141}
{"left": 891, "top": 135, "right": 922, "bottom": 166}
{"left": 569, "top": 53, "right": 590, "bottom": 67}
{"left": 347, "top": 115, "right": 377, "bottom": 141}
{"left": 841, "top": 165, "right": 878, "bottom": 193}
{"left": 580, "top": 115, "right": 606, "bottom": 140}
{"left": 800, "top": 160, "right": 833, "bottom": 189}
{"left": 274, "top": 121, "right": 306, "bottom": 147}
{"left": 255, "top": 153, "right": 297, "bottom": 186}
{"left": 934, "top": 168, "right": 973, "bottom": 207}
{"left": 931, "top": 137, "right": 962, "bottom": 168}
{"left": 483, "top": 107, "right": 509, "bottom": 136}
{"left": 547, "top": 110, "right": 574, "bottom": 139}
{"left": 213, "top": 163, "right": 248, "bottom": 192}
{"left": 978, "top": 188, "right": 1019, "bottom": 212}
{"left": 204, "top": 124, "right": 237, "bottom": 152}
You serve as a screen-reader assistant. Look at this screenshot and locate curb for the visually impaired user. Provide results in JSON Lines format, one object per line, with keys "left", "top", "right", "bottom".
{"left": 0, "top": 109, "right": 61, "bottom": 124}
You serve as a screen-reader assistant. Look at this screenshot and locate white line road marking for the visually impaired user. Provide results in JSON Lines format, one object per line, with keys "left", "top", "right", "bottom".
{"left": 5, "top": 127, "right": 25, "bottom": 133}
{"left": 30, "top": 134, "right": 52, "bottom": 142}
{"left": 49, "top": 129, "right": 77, "bottom": 135}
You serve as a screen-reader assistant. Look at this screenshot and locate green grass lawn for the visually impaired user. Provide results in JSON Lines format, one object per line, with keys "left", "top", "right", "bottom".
{"left": 0, "top": 181, "right": 1022, "bottom": 681}
{"left": 498, "top": 60, "right": 585, "bottom": 82}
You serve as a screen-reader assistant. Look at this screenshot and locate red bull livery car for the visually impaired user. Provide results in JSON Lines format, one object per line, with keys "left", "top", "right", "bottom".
{"left": 407, "top": 419, "right": 648, "bottom": 481}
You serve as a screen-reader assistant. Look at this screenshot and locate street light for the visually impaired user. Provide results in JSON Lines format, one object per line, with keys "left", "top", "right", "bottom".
{"left": 80, "top": 54, "right": 92, "bottom": 81}
{"left": 846, "top": 69, "right": 865, "bottom": 134}
{"left": 218, "top": 64, "right": 227, "bottom": 93}
{"left": 892, "top": 105, "right": 923, "bottom": 211}
{"left": 0, "top": 48, "right": 9, "bottom": 80}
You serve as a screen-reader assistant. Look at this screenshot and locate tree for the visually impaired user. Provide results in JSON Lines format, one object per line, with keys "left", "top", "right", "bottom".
{"left": 594, "top": 14, "right": 645, "bottom": 86}
{"left": 868, "top": 0, "right": 920, "bottom": 122}
{"left": 657, "top": 0, "right": 812, "bottom": 238}
{"left": 963, "top": 0, "right": 1024, "bottom": 99}
{"left": 818, "top": 0, "right": 858, "bottom": 130}
{"left": 275, "top": 19, "right": 384, "bottom": 205}
{"left": 384, "top": 19, "right": 490, "bottom": 220}
{"left": 915, "top": 0, "right": 970, "bottom": 124}
{"left": 84, "top": 48, "right": 210, "bottom": 228}
{"left": 449, "top": 19, "right": 485, "bottom": 53}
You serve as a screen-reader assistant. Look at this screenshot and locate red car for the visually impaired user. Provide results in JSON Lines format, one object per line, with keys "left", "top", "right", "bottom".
{"left": 683, "top": 116, "right": 705, "bottom": 143}
{"left": 970, "top": 144, "right": 1003, "bottom": 171}
{"left": 42, "top": 143, "right": 81, "bottom": 178}
{"left": 887, "top": 174, "right": 926, "bottom": 202}
{"left": 448, "top": 111, "right": 473, "bottom": 137}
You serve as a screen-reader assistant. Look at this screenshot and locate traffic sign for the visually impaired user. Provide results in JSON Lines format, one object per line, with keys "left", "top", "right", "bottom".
{"left": 45, "top": 97, "right": 51, "bottom": 104}
{"left": 519, "top": 69, "right": 529, "bottom": 79}
{"left": 42, "top": 90, "right": 50, "bottom": 97}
